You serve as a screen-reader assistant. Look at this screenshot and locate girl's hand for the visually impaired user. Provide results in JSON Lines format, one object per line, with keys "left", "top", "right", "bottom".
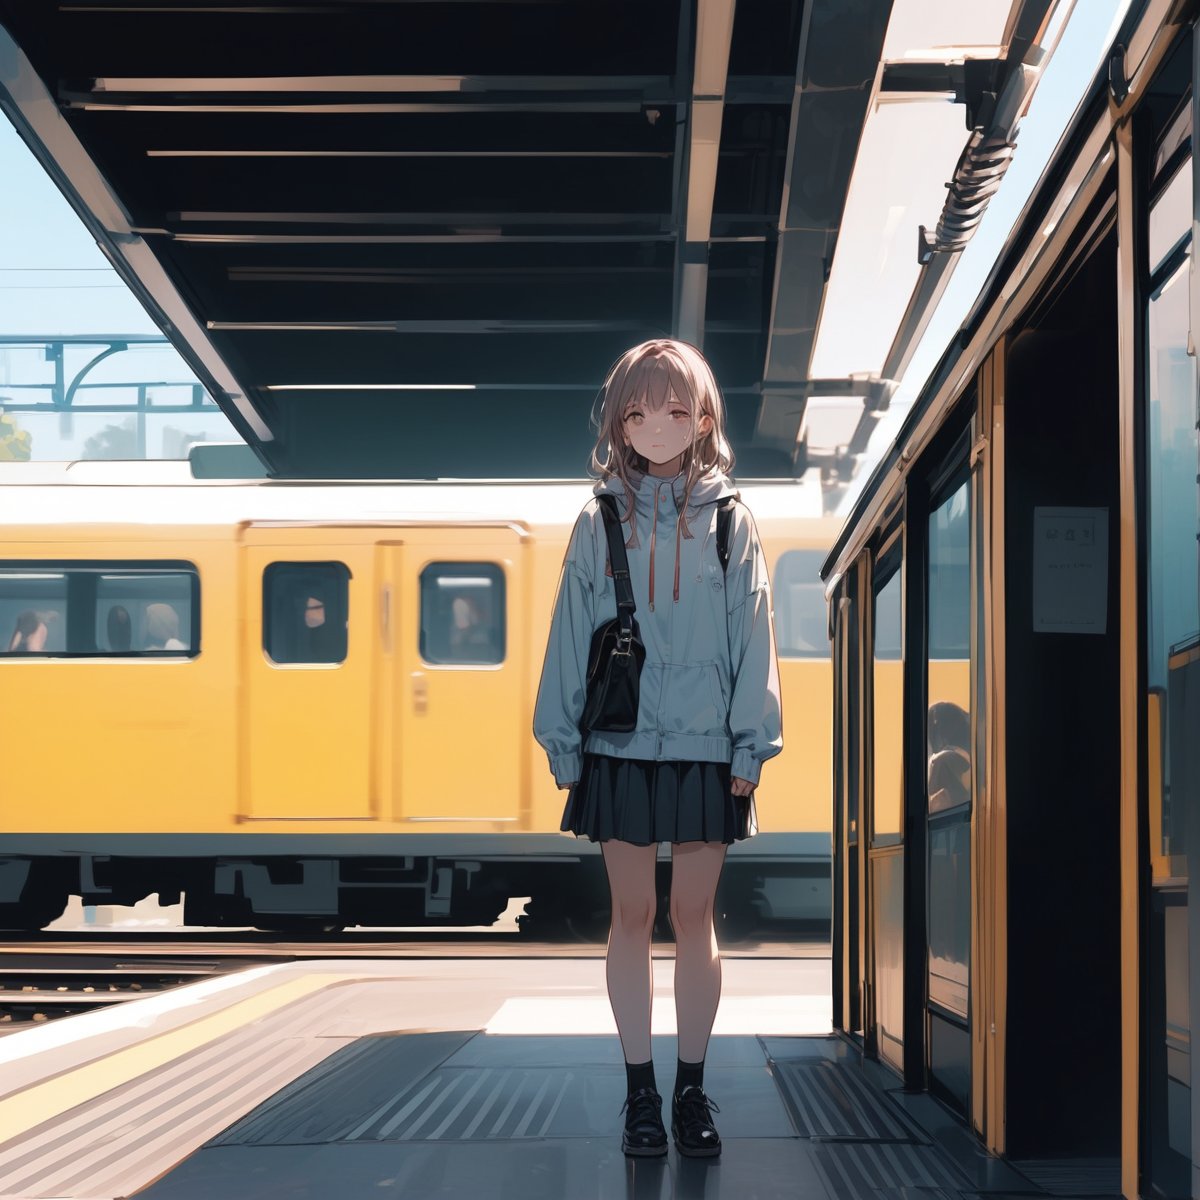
{"left": 731, "top": 776, "right": 755, "bottom": 797}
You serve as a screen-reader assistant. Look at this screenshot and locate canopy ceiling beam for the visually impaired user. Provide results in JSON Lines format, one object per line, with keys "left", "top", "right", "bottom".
{"left": 754, "top": 0, "right": 895, "bottom": 464}
{"left": 673, "top": 0, "right": 737, "bottom": 346}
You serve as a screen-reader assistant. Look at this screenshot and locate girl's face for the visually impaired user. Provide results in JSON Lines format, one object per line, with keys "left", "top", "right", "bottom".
{"left": 622, "top": 391, "right": 711, "bottom": 466}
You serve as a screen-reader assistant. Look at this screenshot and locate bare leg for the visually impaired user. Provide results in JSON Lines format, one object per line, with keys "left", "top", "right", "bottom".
{"left": 669, "top": 841, "right": 728, "bottom": 1062}
{"left": 600, "top": 839, "right": 659, "bottom": 1064}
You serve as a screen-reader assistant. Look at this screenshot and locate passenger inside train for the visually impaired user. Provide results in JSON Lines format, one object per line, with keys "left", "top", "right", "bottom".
{"left": 296, "top": 592, "right": 343, "bottom": 663}
{"left": 143, "top": 602, "right": 186, "bottom": 652}
{"left": 105, "top": 604, "right": 132, "bottom": 653}
{"left": 6, "top": 608, "right": 48, "bottom": 652}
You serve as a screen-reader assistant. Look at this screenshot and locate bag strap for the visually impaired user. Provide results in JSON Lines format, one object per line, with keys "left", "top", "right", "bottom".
{"left": 596, "top": 495, "right": 636, "bottom": 642}
{"left": 716, "top": 497, "right": 736, "bottom": 574}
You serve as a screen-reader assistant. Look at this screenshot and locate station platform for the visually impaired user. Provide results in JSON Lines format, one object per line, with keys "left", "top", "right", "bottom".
{"left": 0, "top": 958, "right": 1091, "bottom": 1199}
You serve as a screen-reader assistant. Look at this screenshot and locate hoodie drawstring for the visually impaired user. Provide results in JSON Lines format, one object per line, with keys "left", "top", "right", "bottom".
{"left": 649, "top": 480, "right": 684, "bottom": 609}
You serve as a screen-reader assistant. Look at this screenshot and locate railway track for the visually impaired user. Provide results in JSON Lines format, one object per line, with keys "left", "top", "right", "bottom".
{"left": 0, "top": 953, "right": 285, "bottom": 1032}
{"left": 0, "top": 923, "right": 829, "bottom": 1032}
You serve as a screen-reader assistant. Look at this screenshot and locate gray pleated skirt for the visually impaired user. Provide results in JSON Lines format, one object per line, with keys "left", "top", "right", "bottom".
{"left": 560, "top": 753, "right": 758, "bottom": 846}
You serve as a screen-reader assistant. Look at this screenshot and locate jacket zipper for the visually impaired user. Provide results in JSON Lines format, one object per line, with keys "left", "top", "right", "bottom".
{"left": 648, "top": 483, "right": 658, "bottom": 612}
{"left": 657, "top": 479, "right": 670, "bottom": 754}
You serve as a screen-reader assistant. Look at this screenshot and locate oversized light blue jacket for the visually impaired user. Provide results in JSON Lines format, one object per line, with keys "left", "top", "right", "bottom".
{"left": 533, "top": 467, "right": 783, "bottom": 789}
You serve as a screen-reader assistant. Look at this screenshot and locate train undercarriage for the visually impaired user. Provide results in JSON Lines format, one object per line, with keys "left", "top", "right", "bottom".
{"left": 0, "top": 853, "right": 830, "bottom": 940}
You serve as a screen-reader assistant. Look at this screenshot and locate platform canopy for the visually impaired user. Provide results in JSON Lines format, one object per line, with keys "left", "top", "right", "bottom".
{"left": 0, "top": 0, "right": 1060, "bottom": 479}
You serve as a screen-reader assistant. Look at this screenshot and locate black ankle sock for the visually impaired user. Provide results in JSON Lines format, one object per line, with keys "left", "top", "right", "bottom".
{"left": 675, "top": 1057, "right": 704, "bottom": 1096}
{"left": 625, "top": 1058, "right": 656, "bottom": 1095}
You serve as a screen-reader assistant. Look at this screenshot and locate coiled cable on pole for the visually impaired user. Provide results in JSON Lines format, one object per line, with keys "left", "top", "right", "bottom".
{"left": 932, "top": 133, "right": 1017, "bottom": 252}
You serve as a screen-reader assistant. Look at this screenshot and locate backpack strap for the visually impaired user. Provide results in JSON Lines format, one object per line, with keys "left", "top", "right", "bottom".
{"left": 716, "top": 496, "right": 737, "bottom": 574}
{"left": 595, "top": 494, "right": 637, "bottom": 638}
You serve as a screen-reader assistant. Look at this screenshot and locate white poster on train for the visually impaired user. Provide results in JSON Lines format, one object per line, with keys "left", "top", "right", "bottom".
{"left": 1032, "top": 506, "right": 1109, "bottom": 634}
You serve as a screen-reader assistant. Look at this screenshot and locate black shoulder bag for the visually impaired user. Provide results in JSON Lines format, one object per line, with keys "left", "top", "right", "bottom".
{"left": 580, "top": 494, "right": 646, "bottom": 734}
{"left": 580, "top": 493, "right": 737, "bottom": 736}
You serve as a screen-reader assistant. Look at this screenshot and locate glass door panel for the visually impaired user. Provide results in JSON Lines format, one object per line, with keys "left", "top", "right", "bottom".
{"left": 1146, "top": 148, "right": 1198, "bottom": 1194}
{"left": 872, "top": 553, "right": 905, "bottom": 1071}
{"left": 927, "top": 475, "right": 972, "bottom": 1115}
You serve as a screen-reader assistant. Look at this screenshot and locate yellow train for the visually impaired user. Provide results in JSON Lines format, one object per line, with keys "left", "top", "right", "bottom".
{"left": 0, "top": 460, "right": 838, "bottom": 935}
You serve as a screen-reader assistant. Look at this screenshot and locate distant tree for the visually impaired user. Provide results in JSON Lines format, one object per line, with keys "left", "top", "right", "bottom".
{"left": 82, "top": 417, "right": 138, "bottom": 459}
{"left": 162, "top": 425, "right": 209, "bottom": 459}
{"left": 0, "top": 408, "right": 32, "bottom": 461}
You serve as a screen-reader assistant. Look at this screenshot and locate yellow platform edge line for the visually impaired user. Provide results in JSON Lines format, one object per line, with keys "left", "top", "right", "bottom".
{"left": 0, "top": 972, "right": 365, "bottom": 1146}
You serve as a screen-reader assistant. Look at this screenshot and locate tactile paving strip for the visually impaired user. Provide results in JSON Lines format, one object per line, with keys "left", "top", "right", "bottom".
{"left": 811, "top": 1141, "right": 968, "bottom": 1199}
{"left": 771, "top": 1058, "right": 927, "bottom": 1141}
{"left": 210, "top": 1032, "right": 478, "bottom": 1145}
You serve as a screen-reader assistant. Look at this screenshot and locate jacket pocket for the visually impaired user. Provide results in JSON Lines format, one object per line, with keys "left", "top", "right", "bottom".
{"left": 660, "top": 662, "right": 726, "bottom": 738}
{"left": 708, "top": 665, "right": 728, "bottom": 716}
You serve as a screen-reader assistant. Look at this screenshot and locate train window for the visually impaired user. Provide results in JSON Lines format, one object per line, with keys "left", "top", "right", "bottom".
{"left": 872, "top": 559, "right": 904, "bottom": 844}
{"left": 0, "top": 563, "right": 199, "bottom": 657}
{"left": 263, "top": 562, "right": 349, "bottom": 666}
{"left": 1147, "top": 256, "right": 1199, "bottom": 871}
{"left": 927, "top": 484, "right": 970, "bottom": 659}
{"left": 96, "top": 573, "right": 195, "bottom": 653}
{"left": 1149, "top": 161, "right": 1191, "bottom": 277}
{"left": 420, "top": 562, "right": 505, "bottom": 666}
{"left": 773, "top": 550, "right": 829, "bottom": 658}
{"left": 0, "top": 571, "right": 67, "bottom": 654}
{"left": 873, "top": 561, "right": 903, "bottom": 661}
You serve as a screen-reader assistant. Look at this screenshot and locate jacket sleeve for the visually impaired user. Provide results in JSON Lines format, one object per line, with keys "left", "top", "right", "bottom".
{"left": 725, "top": 503, "right": 783, "bottom": 786}
{"left": 533, "top": 507, "right": 597, "bottom": 787}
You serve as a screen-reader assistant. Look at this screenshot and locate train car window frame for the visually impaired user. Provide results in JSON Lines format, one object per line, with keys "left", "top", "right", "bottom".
{"left": 0, "top": 560, "right": 200, "bottom": 658}
{"left": 262, "top": 561, "right": 350, "bottom": 666}
{"left": 1148, "top": 157, "right": 1192, "bottom": 277}
{"left": 419, "top": 561, "right": 506, "bottom": 667}
{"left": 773, "top": 549, "right": 832, "bottom": 659}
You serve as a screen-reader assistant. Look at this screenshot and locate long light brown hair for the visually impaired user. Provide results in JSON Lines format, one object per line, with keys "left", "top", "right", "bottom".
{"left": 589, "top": 339, "right": 734, "bottom": 546}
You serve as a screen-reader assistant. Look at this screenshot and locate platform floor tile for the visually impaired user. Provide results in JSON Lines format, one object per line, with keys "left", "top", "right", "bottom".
{"left": 130, "top": 1031, "right": 994, "bottom": 1200}
{"left": 1008, "top": 1159, "right": 1122, "bottom": 1196}
{"left": 135, "top": 1136, "right": 835, "bottom": 1200}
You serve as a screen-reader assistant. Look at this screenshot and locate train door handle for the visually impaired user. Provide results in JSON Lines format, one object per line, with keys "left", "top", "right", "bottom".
{"left": 381, "top": 584, "right": 392, "bottom": 652}
{"left": 411, "top": 671, "right": 428, "bottom": 714}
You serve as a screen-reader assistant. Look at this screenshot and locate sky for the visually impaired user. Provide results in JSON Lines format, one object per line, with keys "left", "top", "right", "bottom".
{"left": 0, "top": 0, "right": 1135, "bottom": 470}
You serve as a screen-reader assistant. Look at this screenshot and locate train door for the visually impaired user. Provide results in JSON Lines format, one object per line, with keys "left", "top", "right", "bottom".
{"left": 240, "top": 532, "right": 382, "bottom": 820}
{"left": 381, "top": 525, "right": 527, "bottom": 824}
{"left": 1001, "top": 214, "right": 1122, "bottom": 1160}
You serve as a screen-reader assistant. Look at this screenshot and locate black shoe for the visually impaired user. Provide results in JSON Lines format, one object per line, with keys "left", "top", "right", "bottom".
{"left": 672, "top": 1085, "right": 722, "bottom": 1157}
{"left": 620, "top": 1085, "right": 668, "bottom": 1157}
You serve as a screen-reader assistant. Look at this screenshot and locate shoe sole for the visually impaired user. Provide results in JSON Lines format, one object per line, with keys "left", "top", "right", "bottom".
{"left": 623, "top": 1140, "right": 668, "bottom": 1157}
{"left": 674, "top": 1140, "right": 721, "bottom": 1158}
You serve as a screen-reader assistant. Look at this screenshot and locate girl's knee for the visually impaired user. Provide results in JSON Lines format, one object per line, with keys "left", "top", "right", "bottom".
{"left": 669, "top": 899, "right": 714, "bottom": 940}
{"left": 612, "top": 895, "right": 656, "bottom": 933}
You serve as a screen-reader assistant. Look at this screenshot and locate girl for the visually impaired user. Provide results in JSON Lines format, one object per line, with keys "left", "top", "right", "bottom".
{"left": 533, "top": 338, "right": 783, "bottom": 1159}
